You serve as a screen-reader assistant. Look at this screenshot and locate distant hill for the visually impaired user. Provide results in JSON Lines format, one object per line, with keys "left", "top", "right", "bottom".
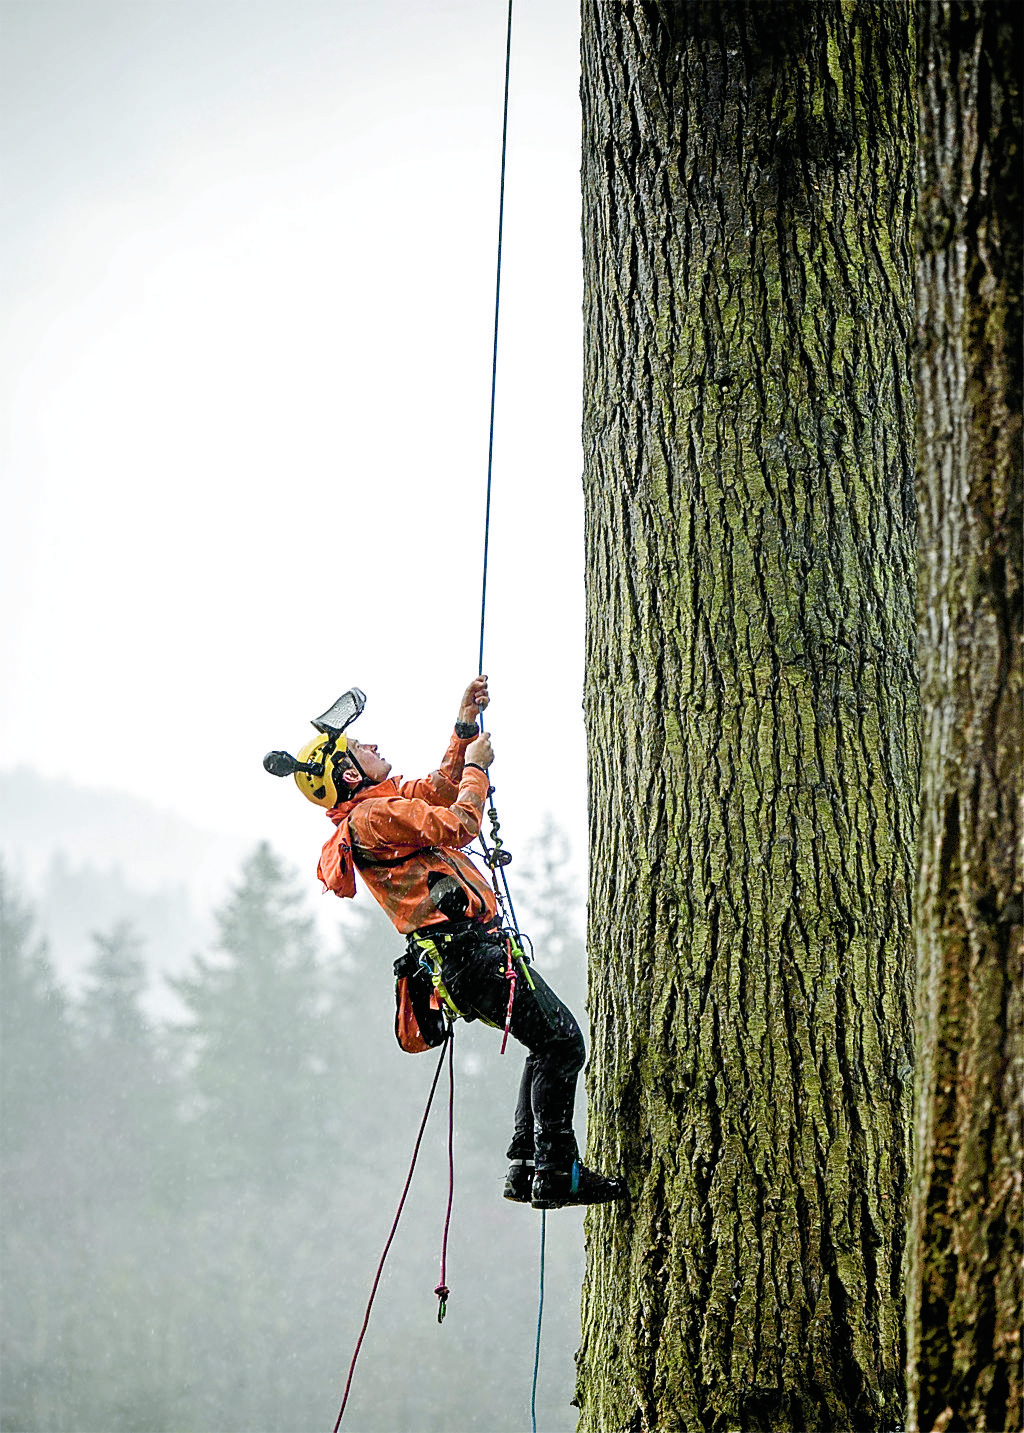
{"left": 0, "top": 767, "right": 248, "bottom": 895}
{"left": 0, "top": 767, "right": 251, "bottom": 1002}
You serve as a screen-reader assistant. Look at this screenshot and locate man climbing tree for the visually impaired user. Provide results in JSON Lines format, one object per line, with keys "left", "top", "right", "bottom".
{"left": 576, "top": 3, "right": 918, "bottom": 1430}
{"left": 264, "top": 676, "right": 624, "bottom": 1210}
{"left": 907, "top": 5, "right": 1023, "bottom": 1431}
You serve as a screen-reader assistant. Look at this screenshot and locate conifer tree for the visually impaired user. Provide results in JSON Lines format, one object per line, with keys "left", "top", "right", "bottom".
{"left": 171, "top": 841, "right": 336, "bottom": 1192}
{"left": 518, "top": 816, "right": 586, "bottom": 984}
{"left": 0, "top": 863, "right": 76, "bottom": 1180}
{"left": 167, "top": 844, "right": 352, "bottom": 1431}
{"left": 77, "top": 920, "right": 177, "bottom": 1199}
{"left": 56, "top": 923, "right": 185, "bottom": 1433}
{"left": 0, "top": 867, "right": 84, "bottom": 1432}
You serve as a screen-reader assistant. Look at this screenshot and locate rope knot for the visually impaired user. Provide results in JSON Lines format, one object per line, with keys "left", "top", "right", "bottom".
{"left": 434, "top": 1284, "right": 450, "bottom": 1324}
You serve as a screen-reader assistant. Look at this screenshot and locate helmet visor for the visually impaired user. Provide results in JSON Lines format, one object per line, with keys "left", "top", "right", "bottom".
{"left": 312, "top": 687, "right": 366, "bottom": 736}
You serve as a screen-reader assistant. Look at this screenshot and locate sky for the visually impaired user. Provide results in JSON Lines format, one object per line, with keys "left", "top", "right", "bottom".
{"left": 0, "top": 0, "right": 588, "bottom": 891}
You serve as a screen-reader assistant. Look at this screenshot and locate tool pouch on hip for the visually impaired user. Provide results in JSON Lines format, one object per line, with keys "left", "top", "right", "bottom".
{"left": 393, "top": 950, "right": 447, "bottom": 1053}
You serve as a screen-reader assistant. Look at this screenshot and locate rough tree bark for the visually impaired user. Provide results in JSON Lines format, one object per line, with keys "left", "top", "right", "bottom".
{"left": 577, "top": 4, "right": 918, "bottom": 1430}
{"left": 906, "top": 7, "right": 1023, "bottom": 1433}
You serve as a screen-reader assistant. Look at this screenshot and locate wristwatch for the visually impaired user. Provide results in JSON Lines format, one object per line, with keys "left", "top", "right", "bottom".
{"left": 455, "top": 720, "right": 478, "bottom": 740}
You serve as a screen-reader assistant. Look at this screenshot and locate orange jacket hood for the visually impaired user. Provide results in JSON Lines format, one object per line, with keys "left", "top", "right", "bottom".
{"left": 317, "top": 778, "right": 401, "bottom": 900}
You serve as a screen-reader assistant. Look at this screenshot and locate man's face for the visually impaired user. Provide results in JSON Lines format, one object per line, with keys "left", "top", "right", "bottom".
{"left": 343, "top": 738, "right": 392, "bottom": 788}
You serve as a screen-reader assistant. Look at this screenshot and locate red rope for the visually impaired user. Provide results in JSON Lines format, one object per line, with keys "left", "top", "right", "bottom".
{"left": 500, "top": 936, "right": 517, "bottom": 1054}
{"left": 434, "top": 1031, "right": 456, "bottom": 1322}
{"left": 331, "top": 1031, "right": 451, "bottom": 1432}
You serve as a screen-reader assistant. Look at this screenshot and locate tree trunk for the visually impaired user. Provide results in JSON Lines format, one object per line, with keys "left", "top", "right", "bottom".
{"left": 577, "top": 4, "right": 918, "bottom": 1430}
{"left": 906, "top": 7, "right": 1023, "bottom": 1432}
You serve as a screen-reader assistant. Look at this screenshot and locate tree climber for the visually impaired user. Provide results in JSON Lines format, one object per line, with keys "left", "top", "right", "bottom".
{"left": 264, "top": 676, "right": 624, "bottom": 1211}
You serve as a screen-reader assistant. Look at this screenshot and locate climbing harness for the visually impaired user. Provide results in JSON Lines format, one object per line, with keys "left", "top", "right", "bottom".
{"left": 396, "top": 917, "right": 535, "bottom": 1058}
{"left": 407, "top": 932, "right": 467, "bottom": 1025}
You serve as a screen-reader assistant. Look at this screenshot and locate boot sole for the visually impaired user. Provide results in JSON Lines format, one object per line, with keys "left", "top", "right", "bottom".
{"left": 531, "top": 1185, "right": 625, "bottom": 1210}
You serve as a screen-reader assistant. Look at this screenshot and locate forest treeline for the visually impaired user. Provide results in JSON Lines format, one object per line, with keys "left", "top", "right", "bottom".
{"left": 1, "top": 828, "right": 586, "bottom": 1433}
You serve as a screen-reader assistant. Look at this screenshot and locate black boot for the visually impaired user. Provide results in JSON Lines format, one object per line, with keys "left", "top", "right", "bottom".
{"left": 503, "top": 1158, "right": 534, "bottom": 1203}
{"left": 531, "top": 1158, "right": 626, "bottom": 1210}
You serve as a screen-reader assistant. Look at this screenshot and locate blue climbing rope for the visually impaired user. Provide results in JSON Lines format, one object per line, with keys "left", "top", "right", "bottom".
{"left": 331, "top": 3, "right": 552, "bottom": 1429}
{"left": 477, "top": 0, "right": 514, "bottom": 677}
{"left": 531, "top": 1210, "right": 546, "bottom": 1433}
{"left": 467, "top": 15, "right": 552, "bottom": 1431}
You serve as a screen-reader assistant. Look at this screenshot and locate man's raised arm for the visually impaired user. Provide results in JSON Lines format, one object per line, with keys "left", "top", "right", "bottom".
{"left": 400, "top": 676, "right": 490, "bottom": 805}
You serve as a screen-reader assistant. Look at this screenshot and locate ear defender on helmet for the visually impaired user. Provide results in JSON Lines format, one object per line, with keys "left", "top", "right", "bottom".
{"left": 263, "top": 687, "right": 367, "bottom": 809}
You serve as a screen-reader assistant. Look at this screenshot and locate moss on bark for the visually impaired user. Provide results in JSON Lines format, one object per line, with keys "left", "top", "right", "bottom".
{"left": 578, "top": 4, "right": 918, "bottom": 1429}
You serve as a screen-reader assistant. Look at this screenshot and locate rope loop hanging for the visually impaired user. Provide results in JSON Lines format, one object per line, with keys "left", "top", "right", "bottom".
{"left": 331, "top": 1029, "right": 452, "bottom": 1432}
{"left": 434, "top": 1028, "right": 456, "bottom": 1323}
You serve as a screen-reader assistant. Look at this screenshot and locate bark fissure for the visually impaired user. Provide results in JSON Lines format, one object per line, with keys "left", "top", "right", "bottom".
{"left": 906, "top": 7, "right": 1023, "bottom": 1431}
{"left": 580, "top": 4, "right": 918, "bottom": 1429}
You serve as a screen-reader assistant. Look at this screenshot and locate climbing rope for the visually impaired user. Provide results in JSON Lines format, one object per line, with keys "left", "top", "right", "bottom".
{"left": 332, "top": 3, "right": 552, "bottom": 1426}
{"left": 331, "top": 1029, "right": 452, "bottom": 1432}
{"left": 477, "top": 0, "right": 514, "bottom": 676}
{"left": 468, "top": 0, "right": 521, "bottom": 938}
{"left": 469, "top": 0, "right": 521, "bottom": 1051}
{"left": 479, "top": 789, "right": 525, "bottom": 939}
{"left": 531, "top": 1211, "right": 546, "bottom": 1433}
{"left": 470, "top": 13, "right": 551, "bottom": 1425}
{"left": 434, "top": 1029, "right": 456, "bottom": 1323}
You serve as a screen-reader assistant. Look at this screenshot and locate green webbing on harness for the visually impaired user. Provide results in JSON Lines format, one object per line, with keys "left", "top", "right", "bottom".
{"left": 408, "top": 934, "right": 465, "bottom": 1023}
{"left": 408, "top": 927, "right": 535, "bottom": 1025}
{"left": 511, "top": 935, "right": 536, "bottom": 991}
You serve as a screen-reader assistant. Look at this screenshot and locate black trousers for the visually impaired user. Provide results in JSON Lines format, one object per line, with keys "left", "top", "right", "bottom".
{"left": 434, "top": 923, "right": 586, "bottom": 1172}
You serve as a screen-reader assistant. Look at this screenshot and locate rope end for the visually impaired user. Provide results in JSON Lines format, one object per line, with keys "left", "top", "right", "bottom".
{"left": 435, "top": 1284, "right": 450, "bottom": 1324}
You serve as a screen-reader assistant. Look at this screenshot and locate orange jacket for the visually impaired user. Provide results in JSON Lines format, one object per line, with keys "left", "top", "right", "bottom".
{"left": 317, "top": 728, "right": 498, "bottom": 934}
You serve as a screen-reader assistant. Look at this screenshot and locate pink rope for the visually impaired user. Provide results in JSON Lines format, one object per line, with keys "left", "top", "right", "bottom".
{"left": 331, "top": 1032, "right": 450, "bottom": 1432}
{"left": 500, "top": 937, "right": 517, "bottom": 1054}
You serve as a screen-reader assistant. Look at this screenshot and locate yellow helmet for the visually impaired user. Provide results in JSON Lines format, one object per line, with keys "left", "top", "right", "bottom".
{"left": 291, "top": 732, "right": 350, "bottom": 809}
{"left": 263, "top": 687, "right": 367, "bottom": 808}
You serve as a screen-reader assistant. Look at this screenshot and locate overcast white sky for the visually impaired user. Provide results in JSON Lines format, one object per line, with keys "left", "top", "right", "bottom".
{"left": 1, "top": 0, "right": 587, "bottom": 887}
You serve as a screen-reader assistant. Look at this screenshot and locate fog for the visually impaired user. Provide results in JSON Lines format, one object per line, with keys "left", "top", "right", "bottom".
{"left": 2, "top": 833, "right": 589, "bottom": 1431}
{"left": 0, "top": 0, "right": 587, "bottom": 880}
{"left": 1, "top": 3, "right": 592, "bottom": 1428}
